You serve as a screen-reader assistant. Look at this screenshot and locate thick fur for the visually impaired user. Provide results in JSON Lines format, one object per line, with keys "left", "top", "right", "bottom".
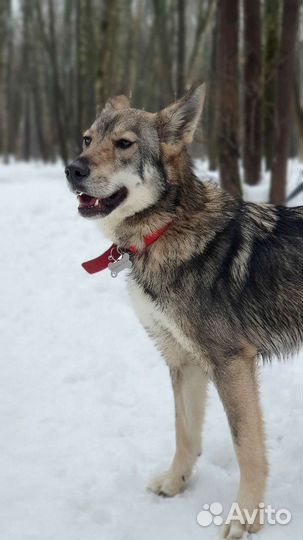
{"left": 66, "top": 85, "right": 302, "bottom": 538}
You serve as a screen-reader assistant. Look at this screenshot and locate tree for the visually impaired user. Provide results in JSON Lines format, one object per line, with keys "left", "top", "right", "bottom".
{"left": 293, "top": 54, "right": 303, "bottom": 160}
{"left": 151, "top": 0, "right": 174, "bottom": 108}
{"left": 217, "top": 0, "right": 242, "bottom": 197}
{"left": 263, "top": 0, "right": 280, "bottom": 171}
{"left": 207, "top": 8, "right": 219, "bottom": 171}
{"left": 30, "top": 9, "right": 50, "bottom": 162}
{"left": 20, "top": 0, "right": 31, "bottom": 161}
{"left": 0, "top": 0, "right": 11, "bottom": 161}
{"left": 75, "top": 0, "right": 97, "bottom": 143}
{"left": 270, "top": 0, "right": 300, "bottom": 204}
{"left": 176, "top": 0, "right": 186, "bottom": 98}
{"left": 96, "top": 0, "right": 132, "bottom": 108}
{"left": 243, "top": 0, "right": 262, "bottom": 185}
{"left": 187, "top": 0, "right": 216, "bottom": 85}
{"left": 34, "top": 0, "right": 69, "bottom": 164}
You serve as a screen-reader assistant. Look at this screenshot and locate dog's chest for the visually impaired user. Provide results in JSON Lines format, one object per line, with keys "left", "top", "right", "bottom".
{"left": 127, "top": 278, "right": 197, "bottom": 355}
{"left": 128, "top": 278, "right": 156, "bottom": 327}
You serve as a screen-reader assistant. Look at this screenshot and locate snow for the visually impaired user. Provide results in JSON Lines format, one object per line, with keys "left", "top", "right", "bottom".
{"left": 0, "top": 160, "right": 302, "bottom": 540}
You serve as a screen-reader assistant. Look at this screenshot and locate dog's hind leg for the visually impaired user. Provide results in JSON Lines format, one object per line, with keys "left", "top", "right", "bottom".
{"left": 148, "top": 350, "right": 208, "bottom": 497}
{"left": 214, "top": 346, "right": 268, "bottom": 539}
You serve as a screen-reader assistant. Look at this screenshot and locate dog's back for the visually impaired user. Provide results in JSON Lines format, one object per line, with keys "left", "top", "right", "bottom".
{"left": 237, "top": 203, "right": 303, "bottom": 358}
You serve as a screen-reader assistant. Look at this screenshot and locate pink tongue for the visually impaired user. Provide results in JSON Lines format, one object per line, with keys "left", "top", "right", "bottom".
{"left": 78, "top": 194, "right": 97, "bottom": 208}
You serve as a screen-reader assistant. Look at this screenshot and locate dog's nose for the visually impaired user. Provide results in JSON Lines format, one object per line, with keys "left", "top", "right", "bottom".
{"left": 65, "top": 158, "right": 90, "bottom": 183}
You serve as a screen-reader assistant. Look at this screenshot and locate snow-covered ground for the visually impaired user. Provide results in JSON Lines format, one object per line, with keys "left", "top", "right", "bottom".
{"left": 0, "top": 160, "right": 302, "bottom": 540}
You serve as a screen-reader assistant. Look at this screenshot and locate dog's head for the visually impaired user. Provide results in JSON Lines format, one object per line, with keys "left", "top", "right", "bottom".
{"left": 65, "top": 84, "right": 205, "bottom": 228}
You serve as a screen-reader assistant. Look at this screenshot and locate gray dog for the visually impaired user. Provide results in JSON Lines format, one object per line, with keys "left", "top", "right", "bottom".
{"left": 66, "top": 84, "right": 303, "bottom": 539}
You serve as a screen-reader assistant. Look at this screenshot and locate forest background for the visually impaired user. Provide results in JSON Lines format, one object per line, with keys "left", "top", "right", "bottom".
{"left": 0, "top": 0, "right": 302, "bottom": 203}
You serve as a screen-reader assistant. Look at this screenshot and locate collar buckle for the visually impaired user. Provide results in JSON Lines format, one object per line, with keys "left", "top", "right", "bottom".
{"left": 108, "top": 249, "right": 132, "bottom": 278}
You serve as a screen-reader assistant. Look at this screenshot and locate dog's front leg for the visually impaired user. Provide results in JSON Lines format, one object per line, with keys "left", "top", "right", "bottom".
{"left": 149, "top": 355, "right": 208, "bottom": 497}
{"left": 214, "top": 348, "right": 268, "bottom": 539}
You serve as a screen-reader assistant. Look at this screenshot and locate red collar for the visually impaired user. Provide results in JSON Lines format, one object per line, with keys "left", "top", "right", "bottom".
{"left": 82, "top": 221, "right": 172, "bottom": 275}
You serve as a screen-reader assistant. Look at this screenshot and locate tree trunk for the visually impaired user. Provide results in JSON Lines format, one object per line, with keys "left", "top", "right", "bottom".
{"left": 293, "top": 58, "right": 303, "bottom": 159}
{"left": 0, "top": 0, "right": 11, "bottom": 161}
{"left": 20, "top": 0, "right": 31, "bottom": 161}
{"left": 75, "top": 0, "right": 83, "bottom": 145}
{"left": 152, "top": 0, "right": 174, "bottom": 107}
{"left": 30, "top": 26, "right": 49, "bottom": 162}
{"left": 207, "top": 8, "right": 219, "bottom": 171}
{"left": 128, "top": 0, "right": 142, "bottom": 103}
{"left": 176, "top": 0, "right": 186, "bottom": 98}
{"left": 263, "top": 0, "right": 281, "bottom": 171}
{"left": 270, "top": 0, "right": 300, "bottom": 204}
{"left": 47, "top": 0, "right": 68, "bottom": 163}
{"left": 243, "top": 0, "right": 262, "bottom": 185}
{"left": 187, "top": 0, "right": 216, "bottom": 85}
{"left": 97, "top": 0, "right": 132, "bottom": 108}
{"left": 217, "top": 0, "right": 242, "bottom": 198}
{"left": 96, "top": 0, "right": 111, "bottom": 108}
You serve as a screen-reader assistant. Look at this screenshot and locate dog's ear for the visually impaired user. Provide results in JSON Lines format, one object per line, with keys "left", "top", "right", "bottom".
{"left": 104, "top": 95, "right": 130, "bottom": 112}
{"left": 157, "top": 83, "right": 206, "bottom": 145}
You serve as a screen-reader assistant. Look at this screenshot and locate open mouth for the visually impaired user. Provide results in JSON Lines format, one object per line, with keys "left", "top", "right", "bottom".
{"left": 77, "top": 187, "right": 128, "bottom": 217}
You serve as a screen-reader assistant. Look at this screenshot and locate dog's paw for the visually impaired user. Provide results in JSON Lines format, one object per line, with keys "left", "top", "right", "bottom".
{"left": 147, "top": 470, "right": 186, "bottom": 497}
{"left": 219, "top": 521, "right": 245, "bottom": 539}
{"left": 218, "top": 500, "right": 263, "bottom": 539}
{"left": 219, "top": 520, "right": 260, "bottom": 539}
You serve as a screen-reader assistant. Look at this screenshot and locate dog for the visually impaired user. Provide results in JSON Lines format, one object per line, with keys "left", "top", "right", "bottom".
{"left": 65, "top": 84, "right": 303, "bottom": 539}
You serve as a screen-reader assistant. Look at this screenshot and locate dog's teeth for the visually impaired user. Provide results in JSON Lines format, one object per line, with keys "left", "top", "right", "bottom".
{"left": 94, "top": 199, "right": 99, "bottom": 207}
{"left": 79, "top": 192, "right": 84, "bottom": 196}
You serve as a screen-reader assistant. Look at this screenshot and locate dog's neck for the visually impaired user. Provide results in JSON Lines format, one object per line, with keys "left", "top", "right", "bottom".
{"left": 100, "top": 150, "right": 202, "bottom": 250}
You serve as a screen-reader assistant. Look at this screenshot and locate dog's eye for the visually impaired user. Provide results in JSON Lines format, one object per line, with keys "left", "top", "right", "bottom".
{"left": 115, "top": 139, "right": 133, "bottom": 150}
{"left": 83, "top": 136, "right": 92, "bottom": 147}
